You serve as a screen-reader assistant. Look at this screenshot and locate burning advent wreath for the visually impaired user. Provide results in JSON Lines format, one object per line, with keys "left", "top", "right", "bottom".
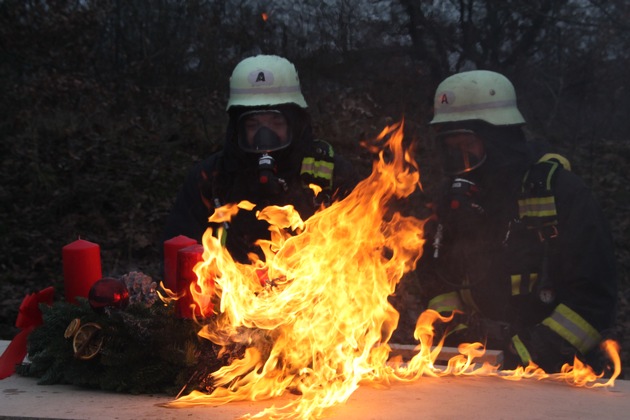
{"left": 17, "top": 272, "right": 230, "bottom": 395}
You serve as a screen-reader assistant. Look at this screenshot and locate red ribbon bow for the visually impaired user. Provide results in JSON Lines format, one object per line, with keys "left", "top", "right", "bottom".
{"left": 0, "top": 287, "right": 55, "bottom": 379}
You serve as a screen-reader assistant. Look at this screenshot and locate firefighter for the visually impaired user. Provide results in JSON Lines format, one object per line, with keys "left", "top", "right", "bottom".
{"left": 417, "top": 70, "right": 617, "bottom": 372}
{"left": 163, "top": 55, "right": 358, "bottom": 263}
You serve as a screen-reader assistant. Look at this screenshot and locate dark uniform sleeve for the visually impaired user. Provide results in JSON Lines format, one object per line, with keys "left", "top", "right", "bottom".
{"left": 517, "top": 170, "right": 617, "bottom": 371}
{"left": 331, "top": 153, "right": 361, "bottom": 200}
{"left": 413, "top": 217, "right": 473, "bottom": 345}
{"left": 162, "top": 154, "right": 220, "bottom": 245}
{"left": 414, "top": 180, "right": 471, "bottom": 324}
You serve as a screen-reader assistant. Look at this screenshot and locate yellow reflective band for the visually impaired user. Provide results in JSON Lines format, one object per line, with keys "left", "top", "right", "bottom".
{"left": 511, "top": 275, "right": 521, "bottom": 296}
{"left": 511, "top": 335, "right": 532, "bottom": 365}
{"left": 538, "top": 153, "right": 571, "bottom": 171}
{"left": 301, "top": 158, "right": 334, "bottom": 185}
{"left": 301, "top": 158, "right": 334, "bottom": 177}
{"left": 518, "top": 196, "right": 557, "bottom": 218}
{"left": 428, "top": 291, "right": 463, "bottom": 314}
{"left": 511, "top": 273, "right": 538, "bottom": 296}
{"left": 542, "top": 303, "right": 602, "bottom": 354}
{"left": 214, "top": 226, "right": 228, "bottom": 247}
{"left": 446, "top": 323, "right": 468, "bottom": 338}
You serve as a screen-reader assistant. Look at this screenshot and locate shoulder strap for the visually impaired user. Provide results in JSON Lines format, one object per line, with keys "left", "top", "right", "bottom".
{"left": 517, "top": 153, "right": 570, "bottom": 239}
{"left": 300, "top": 139, "right": 335, "bottom": 190}
{"left": 518, "top": 153, "right": 571, "bottom": 303}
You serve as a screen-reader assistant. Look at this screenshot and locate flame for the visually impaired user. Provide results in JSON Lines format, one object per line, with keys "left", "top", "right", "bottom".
{"left": 261, "top": 12, "right": 269, "bottom": 22}
{"left": 167, "top": 121, "right": 621, "bottom": 418}
{"left": 399, "top": 310, "right": 621, "bottom": 388}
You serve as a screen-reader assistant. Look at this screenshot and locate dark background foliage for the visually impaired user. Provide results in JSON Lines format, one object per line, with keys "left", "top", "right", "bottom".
{"left": 1, "top": 0, "right": 628, "bottom": 377}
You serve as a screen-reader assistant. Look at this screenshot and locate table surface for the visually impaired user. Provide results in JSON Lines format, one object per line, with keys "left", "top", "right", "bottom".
{"left": 1, "top": 340, "right": 628, "bottom": 420}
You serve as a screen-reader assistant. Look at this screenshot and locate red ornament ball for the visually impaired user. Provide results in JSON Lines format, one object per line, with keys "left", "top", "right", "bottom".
{"left": 88, "top": 277, "right": 130, "bottom": 311}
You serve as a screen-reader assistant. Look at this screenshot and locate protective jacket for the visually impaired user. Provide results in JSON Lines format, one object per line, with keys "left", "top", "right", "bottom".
{"left": 163, "top": 106, "right": 358, "bottom": 263}
{"left": 418, "top": 145, "right": 617, "bottom": 372}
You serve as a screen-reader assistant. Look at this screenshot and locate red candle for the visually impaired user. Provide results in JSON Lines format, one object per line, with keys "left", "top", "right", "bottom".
{"left": 62, "top": 239, "right": 102, "bottom": 304}
{"left": 176, "top": 244, "right": 210, "bottom": 319}
{"left": 163, "top": 235, "right": 197, "bottom": 291}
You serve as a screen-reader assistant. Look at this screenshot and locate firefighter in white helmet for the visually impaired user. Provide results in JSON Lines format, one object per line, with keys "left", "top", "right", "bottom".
{"left": 417, "top": 70, "right": 617, "bottom": 373}
{"left": 163, "top": 55, "right": 358, "bottom": 263}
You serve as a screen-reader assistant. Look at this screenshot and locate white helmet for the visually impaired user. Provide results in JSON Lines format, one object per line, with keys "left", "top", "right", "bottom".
{"left": 226, "top": 55, "right": 307, "bottom": 110}
{"left": 430, "top": 70, "right": 525, "bottom": 126}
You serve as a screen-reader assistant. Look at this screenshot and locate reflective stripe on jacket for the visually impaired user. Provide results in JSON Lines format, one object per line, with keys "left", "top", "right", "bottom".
{"left": 542, "top": 303, "right": 602, "bottom": 354}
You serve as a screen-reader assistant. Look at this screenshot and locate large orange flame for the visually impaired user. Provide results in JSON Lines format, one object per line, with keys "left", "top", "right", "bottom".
{"left": 167, "top": 121, "right": 620, "bottom": 418}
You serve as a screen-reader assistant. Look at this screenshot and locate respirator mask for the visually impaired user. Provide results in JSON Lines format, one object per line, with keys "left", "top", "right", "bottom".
{"left": 437, "top": 129, "right": 487, "bottom": 176}
{"left": 435, "top": 129, "right": 488, "bottom": 243}
{"left": 237, "top": 110, "right": 293, "bottom": 193}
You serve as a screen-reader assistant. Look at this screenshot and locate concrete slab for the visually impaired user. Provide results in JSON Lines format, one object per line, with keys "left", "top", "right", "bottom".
{"left": 1, "top": 341, "right": 628, "bottom": 419}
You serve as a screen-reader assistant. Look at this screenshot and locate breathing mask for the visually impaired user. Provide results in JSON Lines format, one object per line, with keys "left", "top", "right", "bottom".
{"left": 237, "top": 110, "right": 292, "bottom": 153}
{"left": 437, "top": 129, "right": 487, "bottom": 176}
{"left": 237, "top": 110, "right": 292, "bottom": 193}
{"left": 434, "top": 129, "right": 488, "bottom": 244}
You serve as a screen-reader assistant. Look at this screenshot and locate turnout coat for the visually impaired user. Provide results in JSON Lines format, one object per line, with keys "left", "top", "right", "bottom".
{"left": 418, "top": 149, "right": 617, "bottom": 372}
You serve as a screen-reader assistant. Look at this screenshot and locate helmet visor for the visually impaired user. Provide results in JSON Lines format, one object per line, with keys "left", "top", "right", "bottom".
{"left": 437, "top": 129, "right": 487, "bottom": 175}
{"left": 237, "top": 110, "right": 292, "bottom": 153}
